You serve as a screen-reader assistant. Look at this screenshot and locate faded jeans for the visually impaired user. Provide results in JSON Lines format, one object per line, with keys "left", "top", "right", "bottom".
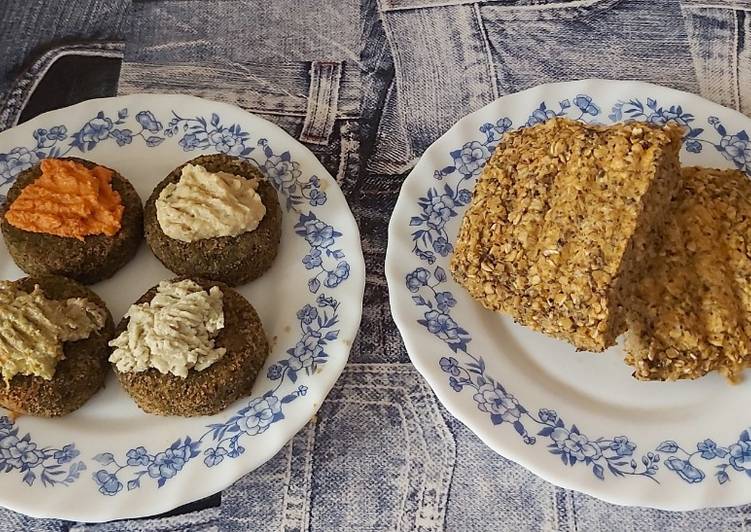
{"left": 1, "top": 0, "right": 751, "bottom": 530}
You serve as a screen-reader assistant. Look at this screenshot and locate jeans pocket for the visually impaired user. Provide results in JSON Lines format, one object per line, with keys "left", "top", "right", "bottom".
{"left": 479, "top": 0, "right": 699, "bottom": 94}
{"left": 310, "top": 364, "right": 456, "bottom": 531}
{"left": 370, "top": 0, "right": 625, "bottom": 173}
{"left": 0, "top": 41, "right": 124, "bottom": 131}
{"left": 681, "top": 1, "right": 751, "bottom": 113}
{"left": 218, "top": 365, "right": 456, "bottom": 531}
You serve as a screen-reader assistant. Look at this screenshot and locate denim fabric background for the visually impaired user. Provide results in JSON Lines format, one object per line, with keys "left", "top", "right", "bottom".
{"left": 1, "top": 0, "right": 751, "bottom": 530}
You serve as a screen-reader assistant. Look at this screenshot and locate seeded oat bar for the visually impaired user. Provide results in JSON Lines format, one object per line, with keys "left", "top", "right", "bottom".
{"left": 625, "top": 167, "right": 751, "bottom": 381}
{"left": 450, "top": 117, "right": 683, "bottom": 352}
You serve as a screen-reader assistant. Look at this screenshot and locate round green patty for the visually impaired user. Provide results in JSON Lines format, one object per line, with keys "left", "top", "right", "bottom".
{"left": 0, "top": 157, "right": 144, "bottom": 285}
{"left": 144, "top": 154, "right": 282, "bottom": 286}
{"left": 112, "top": 278, "right": 270, "bottom": 417}
{"left": 0, "top": 275, "right": 115, "bottom": 417}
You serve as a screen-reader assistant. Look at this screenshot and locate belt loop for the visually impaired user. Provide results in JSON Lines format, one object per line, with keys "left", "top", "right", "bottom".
{"left": 299, "top": 61, "right": 342, "bottom": 145}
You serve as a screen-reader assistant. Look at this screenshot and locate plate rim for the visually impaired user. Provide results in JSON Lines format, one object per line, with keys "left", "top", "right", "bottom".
{"left": 0, "top": 92, "right": 366, "bottom": 522}
{"left": 386, "top": 78, "right": 751, "bottom": 511}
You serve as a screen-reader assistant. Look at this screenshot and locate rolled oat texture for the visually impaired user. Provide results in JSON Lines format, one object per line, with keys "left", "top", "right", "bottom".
{"left": 625, "top": 166, "right": 751, "bottom": 381}
{"left": 450, "top": 117, "right": 683, "bottom": 352}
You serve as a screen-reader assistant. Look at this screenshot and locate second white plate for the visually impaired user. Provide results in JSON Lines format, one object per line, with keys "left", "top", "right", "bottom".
{"left": 386, "top": 79, "right": 751, "bottom": 511}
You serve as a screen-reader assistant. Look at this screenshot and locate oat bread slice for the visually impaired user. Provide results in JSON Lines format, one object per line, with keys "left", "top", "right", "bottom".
{"left": 625, "top": 166, "right": 751, "bottom": 381}
{"left": 450, "top": 117, "right": 683, "bottom": 352}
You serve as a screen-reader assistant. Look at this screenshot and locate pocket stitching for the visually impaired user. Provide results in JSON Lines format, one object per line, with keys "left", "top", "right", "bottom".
{"left": 0, "top": 41, "right": 124, "bottom": 131}
{"left": 381, "top": 0, "right": 618, "bottom": 13}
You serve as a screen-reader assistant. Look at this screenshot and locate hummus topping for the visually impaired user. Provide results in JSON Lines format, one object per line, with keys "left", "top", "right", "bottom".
{"left": 4, "top": 158, "right": 124, "bottom": 240}
{"left": 108, "top": 279, "right": 226, "bottom": 378}
{"left": 0, "top": 281, "right": 106, "bottom": 382}
{"left": 155, "top": 164, "right": 266, "bottom": 242}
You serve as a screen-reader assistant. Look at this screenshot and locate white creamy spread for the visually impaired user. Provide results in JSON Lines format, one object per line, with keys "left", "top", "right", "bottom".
{"left": 156, "top": 163, "right": 266, "bottom": 242}
{"left": 108, "top": 279, "right": 226, "bottom": 378}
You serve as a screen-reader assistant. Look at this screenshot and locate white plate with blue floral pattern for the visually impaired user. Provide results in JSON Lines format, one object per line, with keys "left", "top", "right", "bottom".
{"left": 386, "top": 79, "right": 751, "bottom": 511}
{"left": 0, "top": 94, "right": 364, "bottom": 521}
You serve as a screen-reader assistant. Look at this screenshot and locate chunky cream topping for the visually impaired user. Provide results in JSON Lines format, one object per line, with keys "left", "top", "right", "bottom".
{"left": 108, "top": 279, "right": 226, "bottom": 378}
{"left": 156, "top": 164, "right": 266, "bottom": 242}
{"left": 0, "top": 281, "right": 106, "bottom": 382}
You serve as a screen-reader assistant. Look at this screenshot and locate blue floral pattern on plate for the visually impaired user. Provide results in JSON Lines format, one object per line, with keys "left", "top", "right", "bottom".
{"left": 89, "top": 295, "right": 341, "bottom": 495}
{"left": 406, "top": 93, "right": 751, "bottom": 487}
{"left": 0, "top": 106, "right": 352, "bottom": 494}
{"left": 0, "top": 417, "right": 86, "bottom": 488}
{"left": 89, "top": 297, "right": 340, "bottom": 494}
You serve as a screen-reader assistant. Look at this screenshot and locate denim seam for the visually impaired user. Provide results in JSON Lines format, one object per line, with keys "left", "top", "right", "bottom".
{"left": 339, "top": 385, "right": 417, "bottom": 393}
{"left": 118, "top": 61, "right": 360, "bottom": 120}
{"left": 742, "top": 9, "right": 751, "bottom": 113}
{"left": 418, "top": 379, "right": 456, "bottom": 528}
{"left": 555, "top": 487, "right": 572, "bottom": 532}
{"left": 372, "top": 0, "right": 434, "bottom": 173}
{"left": 734, "top": 8, "right": 741, "bottom": 108}
{"left": 372, "top": 0, "right": 425, "bottom": 173}
{"left": 366, "top": 27, "right": 393, "bottom": 79}
{"left": 395, "top": 398, "right": 415, "bottom": 532}
{"left": 381, "top": 0, "right": 616, "bottom": 13}
{"left": 404, "top": 389, "right": 454, "bottom": 530}
{"left": 376, "top": 0, "right": 406, "bottom": 124}
{"left": 369, "top": 78, "right": 408, "bottom": 173}
{"left": 281, "top": 421, "right": 316, "bottom": 532}
{"left": 119, "top": 63, "right": 311, "bottom": 117}
{"left": 681, "top": 5, "right": 738, "bottom": 109}
{"left": 400, "top": 394, "right": 429, "bottom": 531}
{"left": 684, "top": 2, "right": 751, "bottom": 10}
{"left": 341, "top": 362, "right": 420, "bottom": 373}
{"left": 300, "top": 61, "right": 342, "bottom": 145}
{"left": 571, "top": 487, "right": 580, "bottom": 532}
{"left": 336, "top": 121, "right": 360, "bottom": 191}
{"left": 473, "top": 2, "right": 499, "bottom": 101}
{"left": 0, "top": 41, "right": 124, "bottom": 130}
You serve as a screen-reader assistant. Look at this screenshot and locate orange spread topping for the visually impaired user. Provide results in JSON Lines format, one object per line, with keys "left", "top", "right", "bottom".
{"left": 4, "top": 159, "right": 123, "bottom": 240}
